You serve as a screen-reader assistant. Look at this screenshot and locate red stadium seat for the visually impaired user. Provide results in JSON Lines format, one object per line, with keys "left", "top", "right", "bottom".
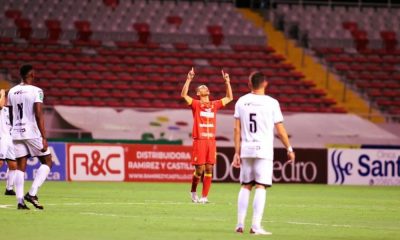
{"left": 5, "top": 10, "right": 21, "bottom": 20}
{"left": 207, "top": 25, "right": 224, "bottom": 46}
{"left": 45, "top": 20, "right": 62, "bottom": 41}
{"left": 74, "top": 21, "right": 93, "bottom": 42}
{"left": 133, "top": 23, "right": 150, "bottom": 44}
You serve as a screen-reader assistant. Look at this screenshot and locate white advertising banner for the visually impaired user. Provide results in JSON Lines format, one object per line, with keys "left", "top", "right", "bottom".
{"left": 328, "top": 148, "right": 400, "bottom": 185}
{"left": 68, "top": 144, "right": 126, "bottom": 181}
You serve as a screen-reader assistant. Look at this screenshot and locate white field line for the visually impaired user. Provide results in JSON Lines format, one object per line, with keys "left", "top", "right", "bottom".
{"left": 1, "top": 201, "right": 399, "bottom": 231}
{"left": 80, "top": 212, "right": 227, "bottom": 222}
{"left": 79, "top": 212, "right": 399, "bottom": 231}
{"left": 286, "top": 221, "right": 351, "bottom": 228}
{"left": 0, "top": 201, "right": 212, "bottom": 209}
{"left": 46, "top": 201, "right": 212, "bottom": 206}
{"left": 0, "top": 204, "right": 13, "bottom": 209}
{"left": 271, "top": 204, "right": 400, "bottom": 211}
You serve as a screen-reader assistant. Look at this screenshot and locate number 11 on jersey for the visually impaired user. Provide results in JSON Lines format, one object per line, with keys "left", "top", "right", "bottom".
{"left": 17, "top": 103, "right": 23, "bottom": 120}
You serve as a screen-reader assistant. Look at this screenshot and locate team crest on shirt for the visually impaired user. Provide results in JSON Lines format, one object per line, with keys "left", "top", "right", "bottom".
{"left": 201, "top": 102, "right": 214, "bottom": 109}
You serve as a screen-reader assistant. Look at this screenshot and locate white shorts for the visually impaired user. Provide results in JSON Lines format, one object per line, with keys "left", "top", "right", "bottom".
{"left": 240, "top": 158, "right": 273, "bottom": 187}
{"left": 13, "top": 138, "right": 51, "bottom": 158}
{"left": 0, "top": 137, "right": 15, "bottom": 160}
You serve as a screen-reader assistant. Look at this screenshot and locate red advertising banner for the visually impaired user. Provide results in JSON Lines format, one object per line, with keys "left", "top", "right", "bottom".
{"left": 67, "top": 143, "right": 193, "bottom": 182}
{"left": 125, "top": 144, "right": 193, "bottom": 182}
{"left": 66, "top": 143, "right": 327, "bottom": 183}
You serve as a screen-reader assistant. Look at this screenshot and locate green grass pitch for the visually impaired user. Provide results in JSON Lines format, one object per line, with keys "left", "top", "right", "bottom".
{"left": 1, "top": 182, "right": 399, "bottom": 240}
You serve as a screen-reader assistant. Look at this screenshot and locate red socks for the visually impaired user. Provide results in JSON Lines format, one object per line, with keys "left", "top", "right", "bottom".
{"left": 202, "top": 173, "right": 212, "bottom": 198}
{"left": 191, "top": 173, "right": 201, "bottom": 193}
{"left": 191, "top": 172, "right": 213, "bottom": 198}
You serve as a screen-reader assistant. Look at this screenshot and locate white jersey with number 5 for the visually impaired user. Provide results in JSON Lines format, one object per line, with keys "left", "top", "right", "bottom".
{"left": 8, "top": 84, "right": 44, "bottom": 140}
{"left": 234, "top": 93, "right": 283, "bottom": 160}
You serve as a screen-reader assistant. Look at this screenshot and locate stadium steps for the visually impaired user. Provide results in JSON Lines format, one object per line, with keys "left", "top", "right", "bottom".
{"left": 237, "top": 9, "right": 384, "bottom": 123}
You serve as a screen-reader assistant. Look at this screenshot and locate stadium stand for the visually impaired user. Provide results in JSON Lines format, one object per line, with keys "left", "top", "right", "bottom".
{"left": 274, "top": 3, "right": 400, "bottom": 119}
{"left": 0, "top": 0, "right": 345, "bottom": 113}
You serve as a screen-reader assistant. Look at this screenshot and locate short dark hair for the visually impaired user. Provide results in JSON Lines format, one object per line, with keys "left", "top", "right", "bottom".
{"left": 20, "top": 64, "right": 33, "bottom": 79}
{"left": 249, "top": 71, "right": 265, "bottom": 89}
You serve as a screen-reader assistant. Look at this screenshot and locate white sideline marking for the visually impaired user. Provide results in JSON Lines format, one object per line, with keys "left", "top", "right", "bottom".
{"left": 0, "top": 201, "right": 212, "bottom": 209}
{"left": 286, "top": 221, "right": 351, "bottom": 228}
{"left": 46, "top": 201, "right": 211, "bottom": 206}
{"left": 80, "top": 212, "right": 398, "bottom": 231}
{"left": 1, "top": 201, "right": 399, "bottom": 231}
{"left": 266, "top": 220, "right": 399, "bottom": 231}
{"left": 271, "top": 204, "right": 400, "bottom": 211}
{"left": 0, "top": 204, "right": 13, "bottom": 209}
{"left": 80, "top": 211, "right": 226, "bottom": 222}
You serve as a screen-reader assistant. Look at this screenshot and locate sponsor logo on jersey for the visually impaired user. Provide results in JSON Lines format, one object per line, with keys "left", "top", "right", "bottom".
{"left": 38, "top": 91, "right": 44, "bottom": 101}
{"left": 14, "top": 128, "right": 26, "bottom": 133}
{"left": 244, "top": 102, "right": 264, "bottom": 107}
{"left": 68, "top": 145, "right": 125, "bottom": 181}
{"left": 199, "top": 123, "right": 214, "bottom": 128}
{"left": 200, "top": 111, "right": 214, "bottom": 118}
{"left": 200, "top": 132, "right": 214, "bottom": 138}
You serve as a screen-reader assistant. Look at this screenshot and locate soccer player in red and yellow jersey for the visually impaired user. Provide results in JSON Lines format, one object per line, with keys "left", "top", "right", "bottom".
{"left": 181, "top": 67, "right": 233, "bottom": 203}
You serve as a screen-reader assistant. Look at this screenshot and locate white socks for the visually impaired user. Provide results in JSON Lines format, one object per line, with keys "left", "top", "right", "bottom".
{"left": 252, "top": 188, "right": 267, "bottom": 229}
{"left": 29, "top": 164, "right": 50, "bottom": 196}
{"left": 237, "top": 187, "right": 251, "bottom": 228}
{"left": 15, "top": 170, "right": 25, "bottom": 204}
{"left": 6, "top": 169, "right": 16, "bottom": 190}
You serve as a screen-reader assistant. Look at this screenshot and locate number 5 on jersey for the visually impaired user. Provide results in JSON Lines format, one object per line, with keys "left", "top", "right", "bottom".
{"left": 249, "top": 113, "right": 257, "bottom": 133}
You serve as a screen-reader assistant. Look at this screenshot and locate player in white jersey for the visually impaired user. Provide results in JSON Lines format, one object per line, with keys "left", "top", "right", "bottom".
{"left": 232, "top": 72, "right": 295, "bottom": 235}
{"left": 0, "top": 89, "right": 17, "bottom": 196}
{"left": 8, "top": 65, "right": 52, "bottom": 210}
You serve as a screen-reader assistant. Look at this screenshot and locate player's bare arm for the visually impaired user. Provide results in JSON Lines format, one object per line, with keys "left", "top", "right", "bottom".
{"left": 232, "top": 118, "right": 241, "bottom": 168}
{"left": 0, "top": 89, "right": 5, "bottom": 109}
{"left": 181, "top": 67, "right": 195, "bottom": 105}
{"left": 34, "top": 102, "right": 48, "bottom": 152}
{"left": 221, "top": 70, "right": 233, "bottom": 106}
{"left": 275, "top": 123, "right": 295, "bottom": 162}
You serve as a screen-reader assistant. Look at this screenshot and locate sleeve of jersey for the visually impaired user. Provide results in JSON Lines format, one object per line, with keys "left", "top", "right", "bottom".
{"left": 215, "top": 100, "right": 224, "bottom": 110}
{"left": 233, "top": 101, "right": 240, "bottom": 119}
{"left": 34, "top": 89, "right": 44, "bottom": 103}
{"left": 273, "top": 101, "right": 284, "bottom": 123}
{"left": 190, "top": 99, "right": 198, "bottom": 110}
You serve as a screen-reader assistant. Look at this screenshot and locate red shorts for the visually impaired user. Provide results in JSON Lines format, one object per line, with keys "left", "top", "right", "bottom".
{"left": 191, "top": 139, "right": 216, "bottom": 165}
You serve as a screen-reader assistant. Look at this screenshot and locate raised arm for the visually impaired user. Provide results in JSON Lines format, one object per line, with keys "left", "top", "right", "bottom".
{"left": 232, "top": 118, "right": 241, "bottom": 168}
{"left": 181, "top": 67, "right": 194, "bottom": 105}
{"left": 275, "top": 122, "right": 295, "bottom": 162}
{"left": 221, "top": 70, "right": 233, "bottom": 106}
{"left": 34, "top": 102, "right": 48, "bottom": 152}
{"left": 0, "top": 89, "right": 5, "bottom": 109}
